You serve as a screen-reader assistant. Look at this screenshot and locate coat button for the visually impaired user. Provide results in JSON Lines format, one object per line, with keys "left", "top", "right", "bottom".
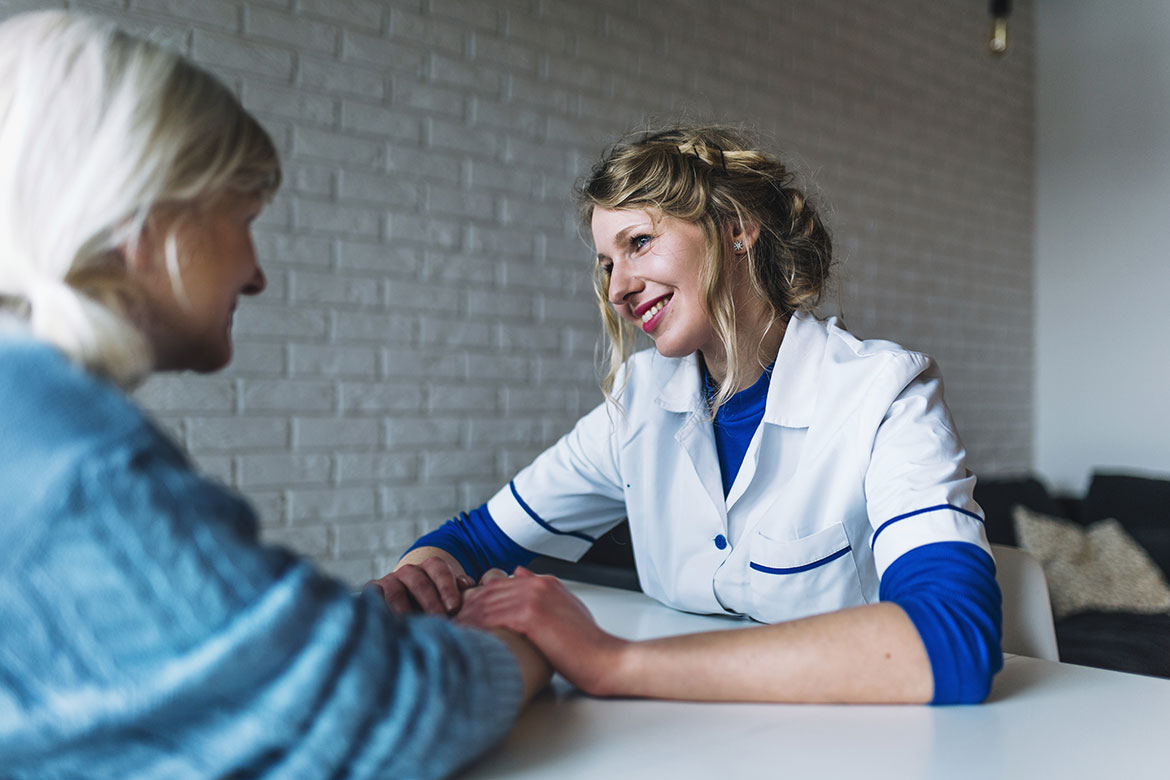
{"left": 714, "top": 534, "right": 728, "bottom": 550}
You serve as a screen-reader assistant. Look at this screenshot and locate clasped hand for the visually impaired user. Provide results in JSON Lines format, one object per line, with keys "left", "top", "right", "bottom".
{"left": 455, "top": 567, "right": 627, "bottom": 696}
{"left": 368, "top": 560, "right": 626, "bottom": 696}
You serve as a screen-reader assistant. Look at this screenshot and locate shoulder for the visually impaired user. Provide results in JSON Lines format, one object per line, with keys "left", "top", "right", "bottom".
{"left": 0, "top": 333, "right": 207, "bottom": 521}
{"left": 802, "top": 313, "right": 935, "bottom": 389}
{"left": 0, "top": 331, "right": 153, "bottom": 454}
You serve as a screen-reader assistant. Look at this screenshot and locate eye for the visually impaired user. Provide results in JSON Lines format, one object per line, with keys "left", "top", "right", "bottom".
{"left": 630, "top": 234, "right": 652, "bottom": 251}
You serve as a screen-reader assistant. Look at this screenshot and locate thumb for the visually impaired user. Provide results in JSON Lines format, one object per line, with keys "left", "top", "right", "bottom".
{"left": 513, "top": 565, "right": 537, "bottom": 578}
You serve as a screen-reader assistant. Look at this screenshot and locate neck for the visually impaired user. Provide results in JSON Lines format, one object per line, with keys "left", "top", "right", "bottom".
{"left": 701, "top": 315, "right": 786, "bottom": 394}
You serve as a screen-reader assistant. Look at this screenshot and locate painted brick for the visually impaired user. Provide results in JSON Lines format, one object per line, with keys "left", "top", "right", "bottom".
{"left": 290, "top": 344, "right": 379, "bottom": 377}
{"left": 341, "top": 28, "right": 427, "bottom": 72}
{"left": 390, "top": 77, "right": 465, "bottom": 118}
{"left": 382, "top": 347, "right": 462, "bottom": 380}
{"left": 260, "top": 524, "right": 330, "bottom": 557}
{"left": 337, "top": 242, "right": 421, "bottom": 274}
{"left": 245, "top": 5, "right": 337, "bottom": 53}
{"left": 338, "top": 380, "right": 424, "bottom": 414}
{"left": 297, "top": 0, "right": 383, "bottom": 31}
{"left": 293, "top": 417, "right": 380, "bottom": 448}
{"left": 421, "top": 449, "right": 496, "bottom": 480}
{"left": 242, "top": 82, "right": 335, "bottom": 126}
{"left": 294, "top": 198, "right": 381, "bottom": 237}
{"left": 418, "top": 315, "right": 493, "bottom": 350}
{"left": 335, "top": 452, "right": 417, "bottom": 482}
{"left": 427, "top": 383, "right": 498, "bottom": 413}
{"left": 233, "top": 303, "right": 328, "bottom": 339}
{"left": 297, "top": 54, "right": 385, "bottom": 100}
{"left": 289, "top": 487, "right": 377, "bottom": 521}
{"left": 188, "top": 417, "right": 288, "bottom": 452}
{"left": 134, "top": 375, "right": 235, "bottom": 413}
{"left": 334, "top": 311, "right": 417, "bottom": 343}
{"left": 384, "top": 417, "right": 462, "bottom": 448}
{"left": 293, "top": 126, "right": 384, "bottom": 167}
{"left": 254, "top": 230, "right": 333, "bottom": 269}
{"left": 340, "top": 100, "right": 422, "bottom": 141}
{"left": 86, "top": 0, "right": 1036, "bottom": 587}
{"left": 388, "top": 7, "right": 464, "bottom": 55}
{"left": 238, "top": 452, "right": 332, "bottom": 487}
{"left": 191, "top": 29, "right": 293, "bottom": 79}
{"left": 291, "top": 270, "right": 381, "bottom": 306}
{"left": 241, "top": 378, "right": 334, "bottom": 412}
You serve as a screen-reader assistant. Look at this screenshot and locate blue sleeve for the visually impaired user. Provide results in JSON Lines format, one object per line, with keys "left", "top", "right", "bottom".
{"left": 879, "top": 541, "right": 1004, "bottom": 705}
{"left": 407, "top": 503, "right": 537, "bottom": 581}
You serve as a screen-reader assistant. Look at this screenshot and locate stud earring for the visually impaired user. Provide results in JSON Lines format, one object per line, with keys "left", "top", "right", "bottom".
{"left": 733, "top": 240, "right": 744, "bottom": 252}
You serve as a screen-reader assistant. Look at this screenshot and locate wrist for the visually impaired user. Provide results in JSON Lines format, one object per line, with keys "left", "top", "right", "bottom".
{"left": 583, "top": 635, "right": 638, "bottom": 698}
{"left": 491, "top": 628, "right": 551, "bottom": 703}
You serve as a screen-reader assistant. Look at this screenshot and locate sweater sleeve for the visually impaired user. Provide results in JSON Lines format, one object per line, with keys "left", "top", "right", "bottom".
{"left": 879, "top": 541, "right": 1004, "bottom": 705}
{"left": 407, "top": 503, "right": 538, "bottom": 580}
{"left": 1, "top": 424, "right": 523, "bottom": 780}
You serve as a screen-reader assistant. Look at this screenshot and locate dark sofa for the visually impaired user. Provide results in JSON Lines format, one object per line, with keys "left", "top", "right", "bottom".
{"left": 974, "top": 472, "right": 1170, "bottom": 678}
{"left": 532, "top": 471, "right": 1170, "bottom": 678}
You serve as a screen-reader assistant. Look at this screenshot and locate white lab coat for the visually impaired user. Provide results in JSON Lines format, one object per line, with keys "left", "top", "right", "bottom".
{"left": 487, "top": 311, "right": 991, "bottom": 623}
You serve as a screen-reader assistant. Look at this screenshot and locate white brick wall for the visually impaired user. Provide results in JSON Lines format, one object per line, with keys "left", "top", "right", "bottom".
{"left": 2, "top": 0, "right": 1034, "bottom": 583}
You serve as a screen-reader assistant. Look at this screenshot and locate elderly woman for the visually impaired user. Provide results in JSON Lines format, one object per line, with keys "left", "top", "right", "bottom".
{"left": 0, "top": 11, "right": 545, "bottom": 779}
{"left": 375, "top": 126, "right": 1003, "bottom": 705}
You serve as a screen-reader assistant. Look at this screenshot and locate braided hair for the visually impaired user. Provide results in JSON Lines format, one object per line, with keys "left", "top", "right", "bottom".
{"left": 575, "top": 125, "right": 834, "bottom": 411}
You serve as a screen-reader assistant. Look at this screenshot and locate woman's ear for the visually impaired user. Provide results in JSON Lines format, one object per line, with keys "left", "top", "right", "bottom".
{"left": 117, "top": 214, "right": 160, "bottom": 273}
{"left": 730, "top": 221, "right": 761, "bottom": 252}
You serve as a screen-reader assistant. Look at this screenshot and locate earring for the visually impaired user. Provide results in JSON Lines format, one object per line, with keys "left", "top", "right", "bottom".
{"left": 733, "top": 240, "right": 744, "bottom": 252}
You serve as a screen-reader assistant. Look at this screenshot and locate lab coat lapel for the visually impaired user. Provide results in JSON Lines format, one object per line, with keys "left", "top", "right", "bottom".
{"left": 727, "top": 312, "right": 825, "bottom": 513}
{"left": 656, "top": 355, "right": 727, "bottom": 526}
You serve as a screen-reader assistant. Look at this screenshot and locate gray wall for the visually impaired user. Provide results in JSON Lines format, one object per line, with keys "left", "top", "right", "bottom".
{"left": 1035, "top": 0, "right": 1170, "bottom": 494}
{"left": 1, "top": 0, "right": 1035, "bottom": 583}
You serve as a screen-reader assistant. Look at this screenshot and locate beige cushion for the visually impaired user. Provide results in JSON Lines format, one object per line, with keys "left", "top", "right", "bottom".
{"left": 1012, "top": 505, "right": 1170, "bottom": 619}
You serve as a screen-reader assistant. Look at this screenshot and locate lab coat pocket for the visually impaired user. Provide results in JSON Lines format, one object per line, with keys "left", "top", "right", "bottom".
{"left": 747, "top": 522, "right": 867, "bottom": 624}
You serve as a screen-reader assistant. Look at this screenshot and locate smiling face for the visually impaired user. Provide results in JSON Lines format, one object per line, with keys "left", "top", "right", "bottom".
{"left": 592, "top": 206, "right": 719, "bottom": 362}
{"left": 128, "top": 190, "right": 267, "bottom": 373}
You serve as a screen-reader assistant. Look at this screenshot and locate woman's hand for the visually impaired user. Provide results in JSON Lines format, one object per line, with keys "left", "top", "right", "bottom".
{"left": 367, "top": 547, "right": 474, "bottom": 615}
{"left": 455, "top": 567, "right": 630, "bottom": 695}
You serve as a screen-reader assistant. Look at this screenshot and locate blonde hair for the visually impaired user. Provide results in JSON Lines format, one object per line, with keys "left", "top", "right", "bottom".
{"left": 0, "top": 11, "right": 280, "bottom": 387}
{"left": 576, "top": 125, "right": 833, "bottom": 412}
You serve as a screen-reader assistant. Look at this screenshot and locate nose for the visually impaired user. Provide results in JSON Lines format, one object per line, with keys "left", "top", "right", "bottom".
{"left": 606, "top": 259, "right": 642, "bottom": 306}
{"left": 243, "top": 262, "right": 266, "bottom": 296}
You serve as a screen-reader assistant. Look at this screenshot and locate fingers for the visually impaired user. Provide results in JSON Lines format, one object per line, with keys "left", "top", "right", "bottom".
{"left": 419, "top": 556, "right": 465, "bottom": 613}
{"left": 368, "top": 559, "right": 467, "bottom": 616}
{"left": 366, "top": 576, "right": 415, "bottom": 615}
{"left": 479, "top": 568, "right": 509, "bottom": 585}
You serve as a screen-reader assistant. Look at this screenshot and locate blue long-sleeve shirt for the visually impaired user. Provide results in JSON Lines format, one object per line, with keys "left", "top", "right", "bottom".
{"left": 0, "top": 332, "right": 522, "bottom": 779}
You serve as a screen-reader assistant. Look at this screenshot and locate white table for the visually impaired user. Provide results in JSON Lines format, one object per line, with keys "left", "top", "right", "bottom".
{"left": 461, "top": 581, "right": 1170, "bottom": 779}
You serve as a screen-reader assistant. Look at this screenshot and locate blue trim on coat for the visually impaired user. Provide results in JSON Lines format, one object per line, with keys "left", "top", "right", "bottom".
{"left": 509, "top": 481, "right": 597, "bottom": 544}
{"left": 749, "top": 545, "right": 851, "bottom": 575}
{"left": 870, "top": 504, "right": 984, "bottom": 549}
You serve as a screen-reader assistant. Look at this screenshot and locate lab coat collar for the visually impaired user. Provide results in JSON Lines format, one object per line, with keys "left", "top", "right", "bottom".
{"left": 653, "top": 311, "right": 829, "bottom": 427}
{"left": 762, "top": 311, "right": 828, "bottom": 429}
{"left": 655, "top": 352, "right": 705, "bottom": 413}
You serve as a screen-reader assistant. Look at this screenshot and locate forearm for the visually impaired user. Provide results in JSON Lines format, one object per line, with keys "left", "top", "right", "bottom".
{"left": 605, "top": 602, "right": 933, "bottom": 703}
{"left": 489, "top": 628, "right": 552, "bottom": 704}
{"left": 396, "top": 545, "right": 467, "bottom": 577}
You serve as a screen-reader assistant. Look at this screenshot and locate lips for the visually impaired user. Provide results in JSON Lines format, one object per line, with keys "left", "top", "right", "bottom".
{"left": 634, "top": 294, "right": 671, "bottom": 333}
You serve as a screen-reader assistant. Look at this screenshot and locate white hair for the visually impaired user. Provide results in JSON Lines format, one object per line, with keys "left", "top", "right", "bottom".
{"left": 0, "top": 11, "right": 280, "bottom": 387}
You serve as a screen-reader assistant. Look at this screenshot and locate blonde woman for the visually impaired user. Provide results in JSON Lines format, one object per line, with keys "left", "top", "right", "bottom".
{"left": 375, "top": 127, "right": 1002, "bottom": 705}
{"left": 0, "top": 11, "right": 546, "bottom": 778}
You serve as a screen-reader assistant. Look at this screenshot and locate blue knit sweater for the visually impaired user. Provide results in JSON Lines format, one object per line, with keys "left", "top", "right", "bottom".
{"left": 0, "top": 331, "right": 521, "bottom": 779}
